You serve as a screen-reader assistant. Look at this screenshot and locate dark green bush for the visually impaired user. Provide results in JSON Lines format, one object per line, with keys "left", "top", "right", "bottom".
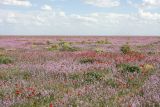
{"left": 59, "top": 46, "right": 78, "bottom": 52}
{"left": 79, "top": 57, "right": 95, "bottom": 64}
{"left": 68, "top": 70, "right": 110, "bottom": 88}
{"left": 84, "top": 71, "right": 104, "bottom": 83}
{"left": 22, "top": 72, "right": 32, "bottom": 80}
{"left": 120, "top": 43, "right": 131, "bottom": 54}
{"left": 48, "top": 44, "right": 59, "bottom": 51}
{"left": 117, "top": 63, "right": 141, "bottom": 73}
{"left": 96, "top": 39, "right": 111, "bottom": 44}
{"left": 127, "top": 65, "right": 141, "bottom": 73}
{"left": 0, "top": 56, "right": 13, "bottom": 64}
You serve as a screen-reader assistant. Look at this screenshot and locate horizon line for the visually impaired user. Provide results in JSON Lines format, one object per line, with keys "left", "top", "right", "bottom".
{"left": 0, "top": 35, "right": 160, "bottom": 37}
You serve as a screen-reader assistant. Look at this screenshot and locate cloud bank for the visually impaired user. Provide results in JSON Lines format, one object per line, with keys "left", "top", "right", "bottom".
{"left": 0, "top": 0, "right": 160, "bottom": 35}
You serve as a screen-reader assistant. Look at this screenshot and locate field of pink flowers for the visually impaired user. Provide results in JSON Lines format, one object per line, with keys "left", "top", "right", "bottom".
{"left": 0, "top": 36, "right": 160, "bottom": 107}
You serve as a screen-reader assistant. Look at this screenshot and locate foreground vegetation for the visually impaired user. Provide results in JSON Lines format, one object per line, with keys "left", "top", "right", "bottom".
{"left": 0, "top": 37, "right": 160, "bottom": 107}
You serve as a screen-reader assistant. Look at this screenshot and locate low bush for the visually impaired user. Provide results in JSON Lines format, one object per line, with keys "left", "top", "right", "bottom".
{"left": 48, "top": 44, "right": 59, "bottom": 51}
{"left": 94, "top": 48, "right": 104, "bottom": 53}
{"left": 84, "top": 71, "right": 104, "bottom": 83}
{"left": 96, "top": 39, "right": 111, "bottom": 44}
{"left": 69, "top": 70, "right": 106, "bottom": 86}
{"left": 58, "top": 41, "right": 71, "bottom": 47}
{"left": 79, "top": 57, "right": 95, "bottom": 64}
{"left": 117, "top": 63, "right": 141, "bottom": 73}
{"left": 48, "top": 41, "right": 79, "bottom": 52}
{"left": 120, "top": 42, "right": 131, "bottom": 54}
{"left": 127, "top": 65, "right": 141, "bottom": 73}
{"left": 0, "top": 56, "right": 13, "bottom": 64}
{"left": 59, "top": 46, "right": 78, "bottom": 52}
{"left": 22, "top": 71, "right": 32, "bottom": 80}
{"left": 59, "top": 41, "right": 78, "bottom": 51}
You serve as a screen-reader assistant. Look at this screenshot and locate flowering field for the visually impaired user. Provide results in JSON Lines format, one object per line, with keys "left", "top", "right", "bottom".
{"left": 0, "top": 36, "right": 160, "bottom": 107}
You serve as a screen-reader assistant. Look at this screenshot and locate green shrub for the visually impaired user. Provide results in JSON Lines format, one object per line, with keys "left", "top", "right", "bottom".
{"left": 48, "top": 44, "right": 59, "bottom": 51}
{"left": 94, "top": 48, "right": 104, "bottom": 53}
{"left": 117, "top": 63, "right": 141, "bottom": 73}
{"left": 59, "top": 46, "right": 78, "bottom": 52}
{"left": 58, "top": 41, "right": 72, "bottom": 47}
{"left": 0, "top": 56, "right": 13, "bottom": 64}
{"left": 127, "top": 65, "right": 141, "bottom": 73}
{"left": 120, "top": 43, "right": 131, "bottom": 54}
{"left": 96, "top": 39, "right": 111, "bottom": 44}
{"left": 68, "top": 70, "right": 109, "bottom": 89}
{"left": 48, "top": 41, "right": 79, "bottom": 52}
{"left": 84, "top": 71, "right": 104, "bottom": 83}
{"left": 59, "top": 41, "right": 78, "bottom": 51}
{"left": 79, "top": 57, "right": 95, "bottom": 64}
{"left": 22, "top": 72, "right": 32, "bottom": 80}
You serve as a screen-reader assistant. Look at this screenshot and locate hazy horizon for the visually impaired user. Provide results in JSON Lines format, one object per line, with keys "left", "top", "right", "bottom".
{"left": 0, "top": 35, "right": 160, "bottom": 37}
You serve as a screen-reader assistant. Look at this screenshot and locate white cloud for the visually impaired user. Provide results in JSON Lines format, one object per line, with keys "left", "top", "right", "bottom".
{"left": 142, "top": 0, "right": 160, "bottom": 8}
{"left": 70, "top": 14, "right": 98, "bottom": 23}
{"left": 0, "top": 0, "right": 32, "bottom": 7}
{"left": 58, "top": 11, "right": 66, "bottom": 17}
{"left": 1, "top": 12, "right": 21, "bottom": 24}
{"left": 84, "top": 0, "right": 120, "bottom": 7}
{"left": 139, "top": 9, "right": 160, "bottom": 20}
{"left": 41, "top": 4, "right": 53, "bottom": 11}
{"left": 0, "top": 7, "right": 160, "bottom": 35}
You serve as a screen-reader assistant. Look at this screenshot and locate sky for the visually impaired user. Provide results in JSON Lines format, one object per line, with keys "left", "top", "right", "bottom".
{"left": 0, "top": 0, "right": 160, "bottom": 35}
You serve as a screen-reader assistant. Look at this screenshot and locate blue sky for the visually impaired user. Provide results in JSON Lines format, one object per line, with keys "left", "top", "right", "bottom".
{"left": 0, "top": 0, "right": 160, "bottom": 35}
